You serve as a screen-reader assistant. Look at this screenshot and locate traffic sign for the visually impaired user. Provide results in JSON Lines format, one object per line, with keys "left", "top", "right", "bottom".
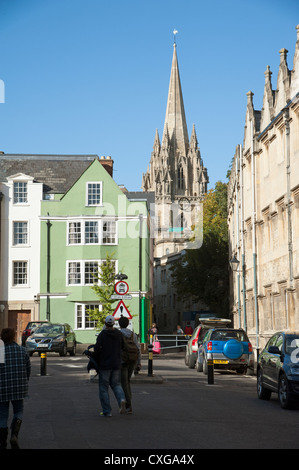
{"left": 114, "top": 281, "right": 129, "bottom": 295}
{"left": 112, "top": 300, "right": 132, "bottom": 320}
{"left": 111, "top": 294, "right": 132, "bottom": 300}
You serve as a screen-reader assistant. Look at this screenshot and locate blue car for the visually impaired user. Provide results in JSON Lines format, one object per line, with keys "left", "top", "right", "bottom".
{"left": 196, "top": 328, "right": 253, "bottom": 374}
{"left": 257, "top": 331, "right": 299, "bottom": 409}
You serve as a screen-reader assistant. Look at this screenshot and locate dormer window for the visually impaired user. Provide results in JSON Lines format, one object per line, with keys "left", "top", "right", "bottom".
{"left": 7, "top": 173, "right": 33, "bottom": 205}
{"left": 13, "top": 182, "right": 28, "bottom": 204}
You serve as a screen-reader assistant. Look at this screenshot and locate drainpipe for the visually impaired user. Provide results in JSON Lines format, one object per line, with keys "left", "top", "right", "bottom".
{"left": 284, "top": 108, "right": 294, "bottom": 289}
{"left": 251, "top": 121, "right": 259, "bottom": 355}
{"left": 139, "top": 214, "right": 143, "bottom": 340}
{"left": 239, "top": 145, "right": 247, "bottom": 332}
{"left": 236, "top": 149, "right": 241, "bottom": 329}
{"left": 46, "top": 215, "right": 52, "bottom": 321}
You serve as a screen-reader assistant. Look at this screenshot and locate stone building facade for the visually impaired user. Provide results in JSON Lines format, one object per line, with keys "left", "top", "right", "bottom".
{"left": 228, "top": 25, "right": 299, "bottom": 355}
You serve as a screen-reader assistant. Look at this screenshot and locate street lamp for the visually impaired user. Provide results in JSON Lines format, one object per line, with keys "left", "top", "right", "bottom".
{"left": 229, "top": 255, "right": 247, "bottom": 332}
{"left": 229, "top": 255, "right": 240, "bottom": 272}
{"left": 115, "top": 272, "right": 128, "bottom": 281}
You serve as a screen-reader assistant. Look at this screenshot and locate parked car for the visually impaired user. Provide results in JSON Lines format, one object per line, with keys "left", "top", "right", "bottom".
{"left": 185, "top": 318, "right": 231, "bottom": 368}
{"left": 25, "top": 323, "right": 76, "bottom": 356}
{"left": 257, "top": 331, "right": 299, "bottom": 409}
{"left": 197, "top": 327, "right": 253, "bottom": 374}
{"left": 21, "top": 321, "right": 50, "bottom": 346}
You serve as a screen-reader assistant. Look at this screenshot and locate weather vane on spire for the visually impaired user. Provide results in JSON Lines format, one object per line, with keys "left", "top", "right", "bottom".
{"left": 173, "top": 29, "right": 178, "bottom": 45}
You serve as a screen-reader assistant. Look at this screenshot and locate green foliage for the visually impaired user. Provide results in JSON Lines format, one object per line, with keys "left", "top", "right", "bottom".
{"left": 88, "top": 253, "right": 117, "bottom": 330}
{"left": 170, "top": 181, "right": 229, "bottom": 316}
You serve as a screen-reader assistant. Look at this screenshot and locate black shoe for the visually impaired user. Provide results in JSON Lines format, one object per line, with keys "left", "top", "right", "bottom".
{"left": 0, "top": 428, "right": 8, "bottom": 450}
{"left": 10, "top": 418, "right": 22, "bottom": 449}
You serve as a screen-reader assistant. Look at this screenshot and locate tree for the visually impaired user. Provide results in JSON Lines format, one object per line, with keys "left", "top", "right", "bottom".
{"left": 88, "top": 253, "right": 117, "bottom": 330}
{"left": 170, "top": 181, "right": 229, "bottom": 316}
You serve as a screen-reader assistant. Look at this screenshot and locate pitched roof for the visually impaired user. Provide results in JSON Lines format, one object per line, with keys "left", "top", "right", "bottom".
{"left": 0, "top": 154, "right": 99, "bottom": 194}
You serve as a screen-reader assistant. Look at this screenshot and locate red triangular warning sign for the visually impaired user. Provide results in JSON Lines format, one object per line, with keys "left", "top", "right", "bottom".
{"left": 112, "top": 300, "right": 132, "bottom": 320}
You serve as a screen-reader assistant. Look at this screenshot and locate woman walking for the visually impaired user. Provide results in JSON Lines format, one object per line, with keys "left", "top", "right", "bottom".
{"left": 0, "top": 328, "right": 31, "bottom": 449}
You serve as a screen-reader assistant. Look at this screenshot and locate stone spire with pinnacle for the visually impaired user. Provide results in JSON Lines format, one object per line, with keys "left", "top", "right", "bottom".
{"left": 142, "top": 34, "right": 208, "bottom": 202}
{"left": 163, "top": 41, "right": 189, "bottom": 157}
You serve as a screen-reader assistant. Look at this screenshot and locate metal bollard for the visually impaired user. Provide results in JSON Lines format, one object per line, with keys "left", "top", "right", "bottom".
{"left": 40, "top": 352, "right": 47, "bottom": 376}
{"left": 148, "top": 343, "right": 153, "bottom": 377}
{"left": 207, "top": 353, "right": 214, "bottom": 385}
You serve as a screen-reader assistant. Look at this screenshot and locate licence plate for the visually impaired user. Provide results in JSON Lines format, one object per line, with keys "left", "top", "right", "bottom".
{"left": 213, "top": 360, "right": 229, "bottom": 364}
{"left": 37, "top": 343, "right": 48, "bottom": 348}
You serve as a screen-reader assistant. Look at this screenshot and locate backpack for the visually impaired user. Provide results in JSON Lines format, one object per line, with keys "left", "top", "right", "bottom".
{"left": 83, "top": 346, "right": 99, "bottom": 373}
{"left": 122, "top": 332, "right": 139, "bottom": 363}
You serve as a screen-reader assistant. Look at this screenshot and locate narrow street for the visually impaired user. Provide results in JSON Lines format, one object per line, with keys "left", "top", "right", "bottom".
{"left": 17, "top": 352, "right": 299, "bottom": 451}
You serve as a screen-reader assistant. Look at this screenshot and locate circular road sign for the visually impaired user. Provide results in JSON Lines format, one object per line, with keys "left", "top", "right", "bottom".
{"left": 114, "top": 280, "right": 129, "bottom": 295}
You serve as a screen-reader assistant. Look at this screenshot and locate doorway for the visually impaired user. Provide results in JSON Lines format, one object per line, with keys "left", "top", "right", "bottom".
{"left": 8, "top": 310, "right": 31, "bottom": 344}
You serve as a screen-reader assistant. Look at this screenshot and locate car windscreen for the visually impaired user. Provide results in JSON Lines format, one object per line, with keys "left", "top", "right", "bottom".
{"left": 34, "top": 325, "right": 64, "bottom": 335}
{"left": 211, "top": 329, "right": 248, "bottom": 342}
{"left": 285, "top": 335, "right": 299, "bottom": 355}
{"left": 27, "top": 321, "right": 40, "bottom": 328}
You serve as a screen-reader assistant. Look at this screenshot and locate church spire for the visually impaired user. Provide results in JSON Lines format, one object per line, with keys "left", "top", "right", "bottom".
{"left": 163, "top": 41, "right": 189, "bottom": 156}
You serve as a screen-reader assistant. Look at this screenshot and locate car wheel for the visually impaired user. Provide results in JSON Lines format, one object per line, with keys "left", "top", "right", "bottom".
{"left": 279, "top": 374, "right": 295, "bottom": 409}
{"left": 187, "top": 354, "right": 195, "bottom": 369}
{"left": 59, "top": 342, "right": 67, "bottom": 357}
{"left": 203, "top": 356, "right": 208, "bottom": 375}
{"left": 196, "top": 358, "right": 203, "bottom": 372}
{"left": 185, "top": 352, "right": 189, "bottom": 366}
{"left": 70, "top": 343, "right": 76, "bottom": 356}
{"left": 257, "top": 369, "right": 272, "bottom": 400}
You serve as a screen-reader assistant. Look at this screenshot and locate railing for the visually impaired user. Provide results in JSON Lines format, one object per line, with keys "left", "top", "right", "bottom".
{"left": 150, "top": 334, "right": 191, "bottom": 350}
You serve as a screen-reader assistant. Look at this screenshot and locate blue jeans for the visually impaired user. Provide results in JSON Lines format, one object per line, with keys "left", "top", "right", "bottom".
{"left": 0, "top": 400, "right": 24, "bottom": 428}
{"left": 98, "top": 369, "right": 125, "bottom": 415}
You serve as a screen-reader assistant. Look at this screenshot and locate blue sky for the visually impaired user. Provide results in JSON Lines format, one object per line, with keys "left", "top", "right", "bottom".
{"left": 0, "top": 0, "right": 298, "bottom": 191}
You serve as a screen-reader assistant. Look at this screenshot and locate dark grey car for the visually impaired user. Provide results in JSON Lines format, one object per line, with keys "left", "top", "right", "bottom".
{"left": 25, "top": 323, "right": 76, "bottom": 357}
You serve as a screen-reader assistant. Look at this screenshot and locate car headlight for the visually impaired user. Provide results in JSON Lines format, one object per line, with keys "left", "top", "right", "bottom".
{"left": 26, "top": 337, "right": 34, "bottom": 343}
{"left": 55, "top": 336, "right": 65, "bottom": 342}
{"left": 289, "top": 367, "right": 299, "bottom": 376}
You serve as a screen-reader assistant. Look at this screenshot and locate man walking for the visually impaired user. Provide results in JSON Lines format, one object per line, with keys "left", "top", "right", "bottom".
{"left": 93, "top": 315, "right": 126, "bottom": 417}
{"left": 119, "top": 316, "right": 141, "bottom": 414}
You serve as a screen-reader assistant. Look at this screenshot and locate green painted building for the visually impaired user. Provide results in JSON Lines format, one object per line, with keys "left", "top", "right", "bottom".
{"left": 38, "top": 157, "right": 153, "bottom": 345}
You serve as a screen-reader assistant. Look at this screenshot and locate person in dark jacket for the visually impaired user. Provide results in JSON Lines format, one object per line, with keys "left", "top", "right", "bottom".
{"left": 119, "top": 316, "right": 141, "bottom": 414}
{"left": 93, "top": 315, "right": 126, "bottom": 417}
{"left": 0, "top": 328, "right": 31, "bottom": 449}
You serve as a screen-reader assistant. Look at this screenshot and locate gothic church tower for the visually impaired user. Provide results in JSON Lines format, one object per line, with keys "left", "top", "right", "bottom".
{"left": 142, "top": 41, "right": 208, "bottom": 258}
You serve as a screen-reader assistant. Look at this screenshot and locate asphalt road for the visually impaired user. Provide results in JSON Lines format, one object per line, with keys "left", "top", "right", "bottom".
{"left": 12, "top": 351, "right": 299, "bottom": 451}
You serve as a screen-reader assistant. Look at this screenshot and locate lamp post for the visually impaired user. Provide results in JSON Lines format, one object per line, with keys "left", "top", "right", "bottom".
{"left": 0, "top": 304, "right": 5, "bottom": 332}
{"left": 229, "top": 255, "right": 247, "bottom": 332}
